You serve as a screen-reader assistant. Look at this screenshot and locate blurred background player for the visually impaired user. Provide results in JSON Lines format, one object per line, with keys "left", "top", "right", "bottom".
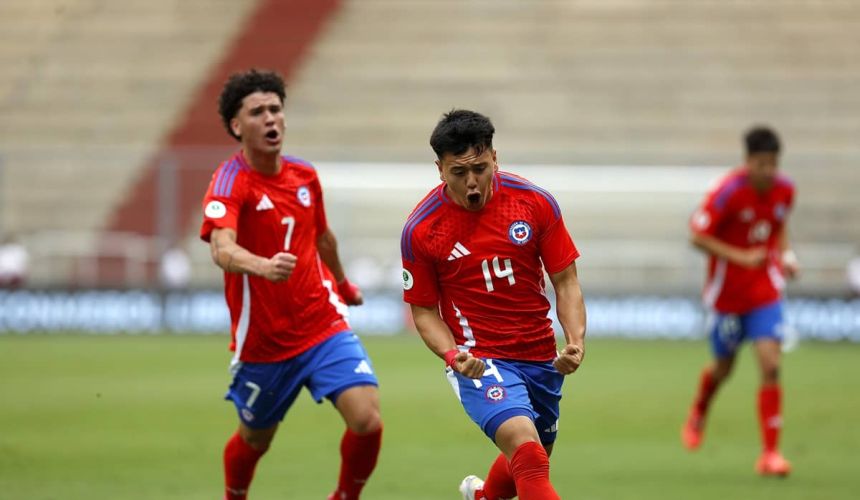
{"left": 401, "top": 110, "right": 587, "bottom": 500}
{"left": 683, "top": 126, "right": 799, "bottom": 476}
{"left": 200, "top": 69, "right": 382, "bottom": 500}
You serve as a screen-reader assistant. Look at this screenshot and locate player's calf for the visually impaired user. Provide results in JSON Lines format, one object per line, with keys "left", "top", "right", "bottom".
{"left": 224, "top": 431, "right": 268, "bottom": 500}
{"left": 509, "top": 441, "right": 560, "bottom": 500}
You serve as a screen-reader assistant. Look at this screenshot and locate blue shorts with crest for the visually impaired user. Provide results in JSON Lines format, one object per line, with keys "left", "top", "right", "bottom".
{"left": 225, "top": 331, "right": 378, "bottom": 429}
{"left": 708, "top": 300, "right": 785, "bottom": 358}
{"left": 447, "top": 358, "right": 565, "bottom": 445}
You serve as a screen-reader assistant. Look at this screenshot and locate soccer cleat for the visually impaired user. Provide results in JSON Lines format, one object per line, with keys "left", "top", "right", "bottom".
{"left": 681, "top": 408, "right": 705, "bottom": 451}
{"left": 681, "top": 407, "right": 705, "bottom": 451}
{"left": 459, "top": 475, "right": 485, "bottom": 500}
{"left": 755, "top": 451, "right": 791, "bottom": 477}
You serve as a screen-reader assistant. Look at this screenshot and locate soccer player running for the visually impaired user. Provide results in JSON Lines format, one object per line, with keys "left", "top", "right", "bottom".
{"left": 682, "top": 126, "right": 799, "bottom": 476}
{"left": 200, "top": 69, "right": 382, "bottom": 500}
{"left": 401, "top": 110, "right": 586, "bottom": 500}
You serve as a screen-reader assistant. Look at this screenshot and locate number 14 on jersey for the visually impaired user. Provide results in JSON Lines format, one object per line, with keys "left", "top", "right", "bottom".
{"left": 482, "top": 257, "right": 515, "bottom": 292}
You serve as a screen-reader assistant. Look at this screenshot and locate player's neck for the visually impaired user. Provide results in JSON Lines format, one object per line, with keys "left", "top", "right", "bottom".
{"left": 242, "top": 149, "right": 281, "bottom": 175}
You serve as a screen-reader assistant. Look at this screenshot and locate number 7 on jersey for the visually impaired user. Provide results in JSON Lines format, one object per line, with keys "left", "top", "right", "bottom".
{"left": 281, "top": 216, "right": 295, "bottom": 250}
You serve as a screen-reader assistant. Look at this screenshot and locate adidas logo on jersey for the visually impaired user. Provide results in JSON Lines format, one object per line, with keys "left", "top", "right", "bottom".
{"left": 256, "top": 194, "right": 274, "bottom": 211}
{"left": 447, "top": 242, "right": 471, "bottom": 261}
{"left": 354, "top": 360, "right": 374, "bottom": 375}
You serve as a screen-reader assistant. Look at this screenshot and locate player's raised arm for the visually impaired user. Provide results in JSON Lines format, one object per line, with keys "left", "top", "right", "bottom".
{"left": 410, "top": 304, "right": 485, "bottom": 379}
{"left": 549, "top": 262, "right": 586, "bottom": 375}
{"left": 209, "top": 227, "right": 296, "bottom": 282}
{"left": 317, "top": 227, "right": 363, "bottom": 305}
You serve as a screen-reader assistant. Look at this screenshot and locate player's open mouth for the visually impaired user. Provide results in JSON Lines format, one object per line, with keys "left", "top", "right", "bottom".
{"left": 467, "top": 193, "right": 481, "bottom": 205}
{"left": 265, "top": 130, "right": 280, "bottom": 143}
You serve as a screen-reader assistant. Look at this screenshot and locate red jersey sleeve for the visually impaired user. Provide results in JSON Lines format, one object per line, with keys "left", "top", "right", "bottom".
{"left": 310, "top": 173, "right": 329, "bottom": 237}
{"left": 690, "top": 175, "right": 741, "bottom": 237}
{"left": 401, "top": 227, "right": 440, "bottom": 307}
{"left": 785, "top": 180, "right": 796, "bottom": 210}
{"left": 535, "top": 191, "right": 579, "bottom": 274}
{"left": 200, "top": 161, "right": 247, "bottom": 242}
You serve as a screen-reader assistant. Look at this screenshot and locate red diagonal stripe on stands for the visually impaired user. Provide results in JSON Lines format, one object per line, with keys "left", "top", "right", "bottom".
{"left": 99, "top": 0, "right": 340, "bottom": 285}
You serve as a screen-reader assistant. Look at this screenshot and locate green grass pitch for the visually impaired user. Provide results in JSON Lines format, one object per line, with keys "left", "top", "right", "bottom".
{"left": 1, "top": 334, "right": 858, "bottom": 499}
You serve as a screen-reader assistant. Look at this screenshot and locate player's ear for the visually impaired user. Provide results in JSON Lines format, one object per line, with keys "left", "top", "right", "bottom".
{"left": 492, "top": 149, "right": 499, "bottom": 171}
{"left": 230, "top": 117, "right": 241, "bottom": 139}
{"left": 436, "top": 159, "right": 444, "bottom": 181}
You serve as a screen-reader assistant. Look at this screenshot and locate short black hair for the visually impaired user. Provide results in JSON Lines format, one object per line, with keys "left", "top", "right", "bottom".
{"left": 218, "top": 69, "right": 286, "bottom": 141}
{"left": 745, "top": 126, "right": 781, "bottom": 155}
{"left": 430, "top": 109, "right": 495, "bottom": 159}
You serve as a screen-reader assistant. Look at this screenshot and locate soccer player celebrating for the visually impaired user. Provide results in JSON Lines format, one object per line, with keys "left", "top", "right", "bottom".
{"left": 200, "top": 69, "right": 382, "bottom": 500}
{"left": 682, "top": 126, "right": 799, "bottom": 476}
{"left": 401, "top": 109, "right": 586, "bottom": 500}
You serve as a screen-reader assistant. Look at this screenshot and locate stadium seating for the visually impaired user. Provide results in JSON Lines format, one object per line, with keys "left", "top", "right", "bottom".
{"left": 0, "top": 0, "right": 857, "bottom": 293}
{"left": 284, "top": 0, "right": 860, "bottom": 294}
{"left": 0, "top": 0, "right": 257, "bottom": 284}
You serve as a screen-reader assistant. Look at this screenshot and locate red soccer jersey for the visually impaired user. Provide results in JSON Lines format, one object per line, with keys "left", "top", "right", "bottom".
{"left": 690, "top": 166, "right": 795, "bottom": 313}
{"left": 200, "top": 151, "right": 349, "bottom": 364}
{"left": 401, "top": 171, "right": 579, "bottom": 362}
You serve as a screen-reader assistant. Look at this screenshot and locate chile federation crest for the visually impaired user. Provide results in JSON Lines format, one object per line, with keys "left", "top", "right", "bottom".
{"left": 508, "top": 220, "right": 533, "bottom": 245}
{"left": 297, "top": 186, "right": 312, "bottom": 207}
{"left": 485, "top": 385, "right": 506, "bottom": 402}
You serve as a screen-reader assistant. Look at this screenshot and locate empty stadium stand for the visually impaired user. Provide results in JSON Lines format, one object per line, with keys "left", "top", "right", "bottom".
{"left": 0, "top": 0, "right": 260, "bottom": 284}
{"left": 0, "top": 0, "right": 857, "bottom": 294}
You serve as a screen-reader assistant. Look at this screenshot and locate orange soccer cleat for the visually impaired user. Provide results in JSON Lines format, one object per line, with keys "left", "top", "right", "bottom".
{"left": 755, "top": 451, "right": 792, "bottom": 477}
{"left": 681, "top": 407, "right": 706, "bottom": 451}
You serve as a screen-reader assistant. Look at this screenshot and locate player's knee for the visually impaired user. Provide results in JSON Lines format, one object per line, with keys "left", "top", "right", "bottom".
{"left": 494, "top": 418, "right": 542, "bottom": 457}
{"left": 349, "top": 408, "right": 382, "bottom": 435}
{"left": 761, "top": 365, "right": 780, "bottom": 384}
{"left": 242, "top": 434, "right": 272, "bottom": 452}
{"left": 712, "top": 362, "right": 734, "bottom": 382}
{"left": 239, "top": 426, "right": 275, "bottom": 452}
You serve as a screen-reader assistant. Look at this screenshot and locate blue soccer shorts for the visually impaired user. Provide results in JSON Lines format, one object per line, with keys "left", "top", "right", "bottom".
{"left": 226, "top": 331, "right": 379, "bottom": 429}
{"left": 446, "top": 358, "right": 564, "bottom": 445}
{"left": 708, "top": 300, "right": 785, "bottom": 359}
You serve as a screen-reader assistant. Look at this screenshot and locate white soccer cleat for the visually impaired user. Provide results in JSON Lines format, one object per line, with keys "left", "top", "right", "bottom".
{"left": 459, "top": 475, "right": 485, "bottom": 500}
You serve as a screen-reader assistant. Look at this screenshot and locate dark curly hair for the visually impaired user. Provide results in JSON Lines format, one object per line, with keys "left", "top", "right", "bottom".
{"left": 429, "top": 109, "right": 495, "bottom": 159}
{"left": 218, "top": 69, "right": 286, "bottom": 141}
{"left": 745, "top": 125, "right": 781, "bottom": 155}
